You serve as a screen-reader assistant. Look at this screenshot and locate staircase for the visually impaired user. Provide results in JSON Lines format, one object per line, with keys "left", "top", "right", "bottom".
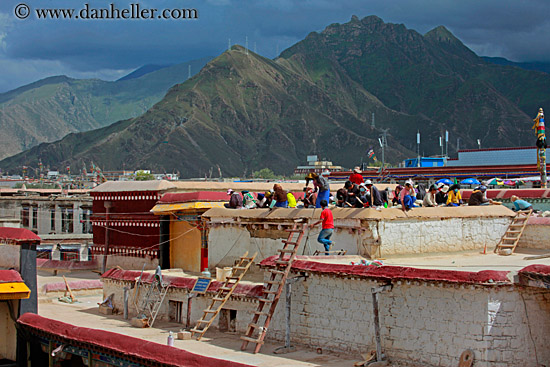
{"left": 241, "top": 220, "right": 308, "bottom": 354}
{"left": 494, "top": 209, "right": 532, "bottom": 254}
{"left": 190, "top": 252, "right": 257, "bottom": 340}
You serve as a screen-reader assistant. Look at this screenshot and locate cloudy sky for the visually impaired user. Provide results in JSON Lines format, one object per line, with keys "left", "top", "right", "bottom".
{"left": 0, "top": 0, "right": 549, "bottom": 92}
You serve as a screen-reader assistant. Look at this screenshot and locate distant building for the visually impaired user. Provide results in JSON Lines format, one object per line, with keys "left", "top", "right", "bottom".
{"left": 404, "top": 157, "right": 446, "bottom": 168}
{"left": 447, "top": 147, "right": 537, "bottom": 166}
{"left": 0, "top": 188, "right": 93, "bottom": 247}
{"left": 294, "top": 155, "right": 347, "bottom": 175}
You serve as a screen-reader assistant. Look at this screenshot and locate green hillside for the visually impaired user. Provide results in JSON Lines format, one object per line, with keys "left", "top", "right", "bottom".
{"left": 0, "top": 57, "right": 212, "bottom": 160}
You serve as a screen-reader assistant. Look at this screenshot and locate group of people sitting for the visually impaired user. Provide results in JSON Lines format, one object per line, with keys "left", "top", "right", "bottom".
{"left": 225, "top": 167, "right": 533, "bottom": 212}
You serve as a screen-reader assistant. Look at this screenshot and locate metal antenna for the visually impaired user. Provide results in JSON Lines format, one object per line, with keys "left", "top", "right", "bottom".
{"left": 254, "top": 42, "right": 257, "bottom": 54}
{"left": 379, "top": 128, "right": 389, "bottom": 168}
{"left": 228, "top": 38, "right": 231, "bottom": 51}
{"left": 245, "top": 36, "right": 248, "bottom": 55}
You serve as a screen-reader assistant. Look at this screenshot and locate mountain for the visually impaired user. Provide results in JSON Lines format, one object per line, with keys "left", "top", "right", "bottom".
{"left": 1, "top": 16, "right": 549, "bottom": 177}
{"left": 0, "top": 57, "right": 212, "bottom": 160}
{"left": 117, "top": 64, "right": 170, "bottom": 81}
{"left": 482, "top": 56, "right": 550, "bottom": 74}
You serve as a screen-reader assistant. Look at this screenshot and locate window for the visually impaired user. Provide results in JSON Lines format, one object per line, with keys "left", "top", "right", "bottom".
{"left": 50, "top": 206, "right": 56, "bottom": 233}
{"left": 80, "top": 207, "right": 92, "bottom": 234}
{"left": 61, "top": 206, "right": 73, "bottom": 233}
{"left": 31, "top": 205, "right": 38, "bottom": 230}
{"left": 169, "top": 300, "right": 184, "bottom": 323}
{"left": 219, "top": 309, "right": 237, "bottom": 332}
{"left": 21, "top": 206, "right": 29, "bottom": 228}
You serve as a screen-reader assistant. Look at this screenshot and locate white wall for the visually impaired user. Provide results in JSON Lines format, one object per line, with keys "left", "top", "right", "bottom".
{"left": 266, "top": 272, "right": 550, "bottom": 367}
{"left": 205, "top": 216, "right": 511, "bottom": 265}
{"left": 103, "top": 269, "right": 550, "bottom": 367}
{"left": 0, "top": 244, "right": 20, "bottom": 270}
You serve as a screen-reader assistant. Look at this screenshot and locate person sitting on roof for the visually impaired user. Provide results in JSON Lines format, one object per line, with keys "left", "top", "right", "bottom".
{"left": 468, "top": 186, "right": 496, "bottom": 206}
{"left": 287, "top": 191, "right": 297, "bottom": 208}
{"left": 225, "top": 189, "right": 243, "bottom": 209}
{"left": 335, "top": 187, "right": 348, "bottom": 207}
{"left": 349, "top": 167, "right": 364, "bottom": 185}
{"left": 358, "top": 183, "right": 370, "bottom": 208}
{"left": 269, "top": 184, "right": 288, "bottom": 208}
{"left": 364, "top": 179, "right": 383, "bottom": 207}
{"left": 436, "top": 184, "right": 448, "bottom": 205}
{"left": 302, "top": 187, "right": 316, "bottom": 208}
{"left": 305, "top": 172, "right": 330, "bottom": 208}
{"left": 242, "top": 190, "right": 257, "bottom": 209}
{"left": 392, "top": 185, "right": 403, "bottom": 206}
{"left": 399, "top": 181, "right": 417, "bottom": 211}
{"left": 257, "top": 193, "right": 267, "bottom": 208}
{"left": 446, "top": 184, "right": 463, "bottom": 206}
{"left": 422, "top": 185, "right": 438, "bottom": 207}
{"left": 511, "top": 195, "right": 533, "bottom": 211}
{"left": 344, "top": 180, "right": 362, "bottom": 208}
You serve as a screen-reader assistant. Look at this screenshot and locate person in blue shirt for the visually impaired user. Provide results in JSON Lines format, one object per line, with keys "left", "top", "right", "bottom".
{"left": 511, "top": 195, "right": 532, "bottom": 211}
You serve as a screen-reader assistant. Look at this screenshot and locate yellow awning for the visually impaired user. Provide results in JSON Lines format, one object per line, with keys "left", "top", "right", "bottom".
{"left": 0, "top": 282, "right": 30, "bottom": 300}
{"left": 151, "top": 201, "right": 226, "bottom": 214}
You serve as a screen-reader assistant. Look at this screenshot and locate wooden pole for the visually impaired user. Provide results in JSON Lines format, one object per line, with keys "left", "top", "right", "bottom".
{"left": 371, "top": 285, "right": 392, "bottom": 362}
{"left": 102, "top": 201, "right": 112, "bottom": 274}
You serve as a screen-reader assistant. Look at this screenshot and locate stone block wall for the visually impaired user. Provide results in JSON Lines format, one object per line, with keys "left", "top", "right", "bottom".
{"left": 102, "top": 278, "right": 256, "bottom": 331}
{"left": 518, "top": 218, "right": 550, "bottom": 249}
{"left": 378, "top": 217, "right": 511, "bottom": 255}
{"left": 266, "top": 272, "right": 550, "bottom": 367}
{"left": 206, "top": 215, "right": 511, "bottom": 266}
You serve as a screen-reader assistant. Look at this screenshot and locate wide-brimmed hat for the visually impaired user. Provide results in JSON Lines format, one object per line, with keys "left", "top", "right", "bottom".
{"left": 364, "top": 179, "right": 373, "bottom": 185}
{"left": 227, "top": 189, "right": 234, "bottom": 195}
{"left": 353, "top": 167, "right": 361, "bottom": 174}
{"left": 441, "top": 185, "right": 449, "bottom": 193}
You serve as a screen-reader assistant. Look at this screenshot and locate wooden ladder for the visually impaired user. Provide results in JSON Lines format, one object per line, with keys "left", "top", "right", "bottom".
{"left": 190, "top": 252, "right": 257, "bottom": 340}
{"left": 494, "top": 209, "right": 532, "bottom": 254}
{"left": 241, "top": 220, "right": 308, "bottom": 354}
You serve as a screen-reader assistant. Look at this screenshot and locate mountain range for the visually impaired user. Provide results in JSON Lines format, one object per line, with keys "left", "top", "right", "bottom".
{"left": 0, "top": 57, "right": 212, "bottom": 160}
{"left": 1, "top": 15, "right": 549, "bottom": 178}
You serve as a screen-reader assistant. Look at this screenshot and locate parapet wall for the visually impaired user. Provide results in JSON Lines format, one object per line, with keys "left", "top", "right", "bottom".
{"left": 101, "top": 262, "right": 550, "bottom": 367}
{"left": 261, "top": 259, "right": 550, "bottom": 367}
{"left": 518, "top": 217, "right": 550, "bottom": 249}
{"left": 202, "top": 206, "right": 515, "bottom": 266}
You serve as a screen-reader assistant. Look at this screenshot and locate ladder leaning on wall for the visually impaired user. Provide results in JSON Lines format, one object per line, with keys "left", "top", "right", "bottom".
{"left": 190, "top": 251, "right": 257, "bottom": 340}
{"left": 494, "top": 209, "right": 532, "bottom": 254}
{"left": 240, "top": 219, "right": 308, "bottom": 354}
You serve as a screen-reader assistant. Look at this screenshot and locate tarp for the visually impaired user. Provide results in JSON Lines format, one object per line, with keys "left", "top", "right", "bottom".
{"left": 17, "top": 314, "right": 253, "bottom": 367}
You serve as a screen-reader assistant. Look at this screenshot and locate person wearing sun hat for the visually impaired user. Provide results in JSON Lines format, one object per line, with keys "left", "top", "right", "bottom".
{"left": 436, "top": 184, "right": 449, "bottom": 205}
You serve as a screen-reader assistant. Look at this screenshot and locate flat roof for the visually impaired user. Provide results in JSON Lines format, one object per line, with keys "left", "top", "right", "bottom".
{"left": 202, "top": 205, "right": 516, "bottom": 221}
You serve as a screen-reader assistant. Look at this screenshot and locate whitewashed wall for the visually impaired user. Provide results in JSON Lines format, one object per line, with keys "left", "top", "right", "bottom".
{"left": 205, "top": 216, "right": 511, "bottom": 266}
{"left": 102, "top": 267, "right": 550, "bottom": 367}
{"left": 266, "top": 272, "right": 550, "bottom": 367}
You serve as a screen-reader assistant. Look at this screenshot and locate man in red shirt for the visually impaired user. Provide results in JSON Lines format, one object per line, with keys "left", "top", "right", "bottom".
{"left": 349, "top": 167, "right": 364, "bottom": 185}
{"left": 310, "top": 199, "right": 334, "bottom": 254}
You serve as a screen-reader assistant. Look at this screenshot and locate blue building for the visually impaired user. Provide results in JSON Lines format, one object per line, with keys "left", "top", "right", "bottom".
{"left": 404, "top": 157, "right": 446, "bottom": 168}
